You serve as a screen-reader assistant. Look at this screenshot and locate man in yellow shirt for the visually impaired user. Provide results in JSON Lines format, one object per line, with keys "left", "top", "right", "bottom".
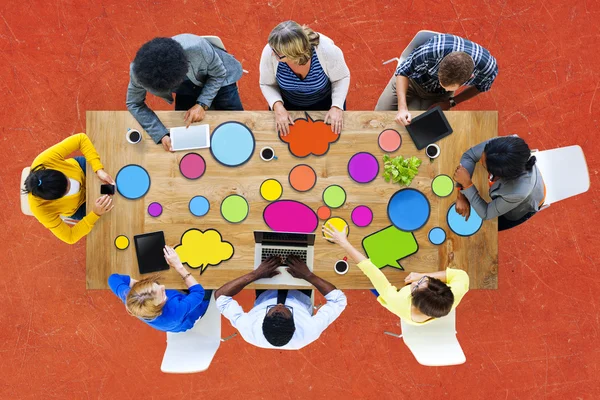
{"left": 323, "top": 223, "right": 469, "bottom": 325}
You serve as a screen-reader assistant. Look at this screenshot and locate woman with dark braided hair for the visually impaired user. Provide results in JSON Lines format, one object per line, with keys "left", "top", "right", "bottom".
{"left": 454, "top": 136, "right": 546, "bottom": 231}
{"left": 23, "top": 133, "right": 115, "bottom": 244}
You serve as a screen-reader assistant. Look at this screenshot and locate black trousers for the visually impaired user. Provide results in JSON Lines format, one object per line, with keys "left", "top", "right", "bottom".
{"left": 498, "top": 212, "right": 537, "bottom": 231}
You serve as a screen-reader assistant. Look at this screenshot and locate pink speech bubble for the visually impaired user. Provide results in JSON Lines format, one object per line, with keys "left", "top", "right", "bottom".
{"left": 263, "top": 200, "right": 318, "bottom": 233}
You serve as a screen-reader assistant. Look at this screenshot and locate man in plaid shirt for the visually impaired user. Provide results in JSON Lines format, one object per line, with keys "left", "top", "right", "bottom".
{"left": 375, "top": 33, "right": 498, "bottom": 126}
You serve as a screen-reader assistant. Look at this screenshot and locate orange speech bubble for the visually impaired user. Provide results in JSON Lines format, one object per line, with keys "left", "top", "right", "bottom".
{"left": 280, "top": 113, "right": 340, "bottom": 157}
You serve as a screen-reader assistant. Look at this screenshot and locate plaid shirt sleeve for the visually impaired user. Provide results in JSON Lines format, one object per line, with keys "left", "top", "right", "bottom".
{"left": 472, "top": 56, "right": 498, "bottom": 92}
{"left": 394, "top": 37, "right": 440, "bottom": 78}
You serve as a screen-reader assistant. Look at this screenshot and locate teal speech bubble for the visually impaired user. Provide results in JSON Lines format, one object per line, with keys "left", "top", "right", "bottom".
{"left": 361, "top": 225, "right": 419, "bottom": 270}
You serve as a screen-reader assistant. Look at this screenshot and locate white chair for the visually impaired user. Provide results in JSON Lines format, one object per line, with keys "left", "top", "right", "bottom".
{"left": 161, "top": 295, "right": 236, "bottom": 373}
{"left": 202, "top": 35, "right": 249, "bottom": 74}
{"left": 384, "top": 309, "right": 466, "bottom": 366}
{"left": 20, "top": 167, "right": 79, "bottom": 225}
{"left": 383, "top": 30, "right": 441, "bottom": 67}
{"left": 531, "top": 145, "right": 590, "bottom": 209}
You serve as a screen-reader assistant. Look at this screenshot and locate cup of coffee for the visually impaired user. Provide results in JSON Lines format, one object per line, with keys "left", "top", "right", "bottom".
{"left": 260, "top": 146, "right": 277, "bottom": 161}
{"left": 126, "top": 129, "right": 142, "bottom": 144}
{"left": 426, "top": 143, "right": 440, "bottom": 159}
{"left": 334, "top": 257, "right": 349, "bottom": 275}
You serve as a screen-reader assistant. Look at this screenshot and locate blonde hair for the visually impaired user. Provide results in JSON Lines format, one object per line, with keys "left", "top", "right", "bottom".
{"left": 268, "top": 21, "right": 320, "bottom": 65}
{"left": 125, "top": 275, "right": 165, "bottom": 320}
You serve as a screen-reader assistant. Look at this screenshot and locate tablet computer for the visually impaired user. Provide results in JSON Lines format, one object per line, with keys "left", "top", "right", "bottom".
{"left": 170, "top": 124, "right": 211, "bottom": 151}
{"left": 406, "top": 106, "right": 453, "bottom": 150}
{"left": 134, "top": 231, "right": 169, "bottom": 274}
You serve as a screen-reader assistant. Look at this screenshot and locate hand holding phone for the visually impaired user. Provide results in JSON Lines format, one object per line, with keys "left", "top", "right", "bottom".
{"left": 100, "top": 184, "right": 115, "bottom": 195}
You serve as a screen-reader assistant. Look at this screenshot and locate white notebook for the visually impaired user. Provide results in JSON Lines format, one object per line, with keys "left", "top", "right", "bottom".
{"left": 170, "top": 124, "right": 210, "bottom": 151}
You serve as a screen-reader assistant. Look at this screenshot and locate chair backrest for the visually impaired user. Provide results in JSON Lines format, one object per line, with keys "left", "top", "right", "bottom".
{"left": 400, "top": 309, "right": 466, "bottom": 366}
{"left": 20, "top": 167, "right": 33, "bottom": 216}
{"left": 533, "top": 145, "right": 590, "bottom": 207}
{"left": 201, "top": 35, "right": 226, "bottom": 51}
{"left": 161, "top": 295, "right": 221, "bottom": 373}
{"left": 398, "top": 30, "right": 441, "bottom": 65}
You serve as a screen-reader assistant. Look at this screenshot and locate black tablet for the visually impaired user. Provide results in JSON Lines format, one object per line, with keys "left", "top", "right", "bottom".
{"left": 134, "top": 231, "right": 169, "bottom": 274}
{"left": 406, "top": 106, "right": 453, "bottom": 150}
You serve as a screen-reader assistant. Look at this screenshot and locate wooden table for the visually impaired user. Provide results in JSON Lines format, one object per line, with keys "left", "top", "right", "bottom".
{"left": 86, "top": 111, "right": 498, "bottom": 290}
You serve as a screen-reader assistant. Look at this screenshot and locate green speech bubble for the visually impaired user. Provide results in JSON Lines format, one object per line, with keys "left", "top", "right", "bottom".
{"left": 361, "top": 225, "right": 419, "bottom": 270}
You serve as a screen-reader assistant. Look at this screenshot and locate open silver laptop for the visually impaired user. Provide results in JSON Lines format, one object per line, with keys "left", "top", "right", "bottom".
{"left": 253, "top": 231, "right": 315, "bottom": 286}
{"left": 170, "top": 124, "right": 210, "bottom": 151}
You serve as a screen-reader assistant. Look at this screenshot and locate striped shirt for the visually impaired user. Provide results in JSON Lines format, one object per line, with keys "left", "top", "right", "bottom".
{"left": 395, "top": 34, "right": 498, "bottom": 94}
{"left": 276, "top": 49, "right": 332, "bottom": 107}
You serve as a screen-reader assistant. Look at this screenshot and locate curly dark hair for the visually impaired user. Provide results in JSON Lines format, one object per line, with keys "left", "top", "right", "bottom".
{"left": 262, "top": 314, "right": 295, "bottom": 347}
{"left": 133, "top": 37, "right": 189, "bottom": 92}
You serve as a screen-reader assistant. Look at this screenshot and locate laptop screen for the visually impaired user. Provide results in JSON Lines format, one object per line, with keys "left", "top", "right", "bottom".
{"left": 254, "top": 231, "right": 315, "bottom": 246}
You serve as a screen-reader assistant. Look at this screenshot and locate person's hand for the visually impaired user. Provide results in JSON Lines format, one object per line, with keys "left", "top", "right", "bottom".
{"left": 274, "top": 102, "right": 294, "bottom": 136}
{"left": 454, "top": 164, "right": 473, "bottom": 188}
{"left": 161, "top": 136, "right": 174, "bottom": 152}
{"left": 456, "top": 193, "right": 471, "bottom": 221}
{"left": 184, "top": 104, "right": 206, "bottom": 128}
{"left": 324, "top": 106, "right": 343, "bottom": 134}
{"left": 322, "top": 222, "right": 349, "bottom": 246}
{"left": 96, "top": 169, "right": 115, "bottom": 185}
{"left": 286, "top": 255, "right": 313, "bottom": 280}
{"left": 92, "top": 195, "right": 114, "bottom": 216}
{"left": 429, "top": 100, "right": 451, "bottom": 111}
{"left": 404, "top": 272, "right": 425, "bottom": 284}
{"left": 395, "top": 107, "right": 412, "bottom": 126}
{"left": 254, "top": 256, "right": 283, "bottom": 279}
{"left": 163, "top": 245, "right": 184, "bottom": 270}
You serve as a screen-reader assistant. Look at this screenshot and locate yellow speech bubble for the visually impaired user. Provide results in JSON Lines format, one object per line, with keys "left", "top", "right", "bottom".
{"left": 174, "top": 228, "right": 234, "bottom": 274}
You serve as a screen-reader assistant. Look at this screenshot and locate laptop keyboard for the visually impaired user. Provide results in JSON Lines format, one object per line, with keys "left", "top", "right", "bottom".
{"left": 261, "top": 248, "right": 308, "bottom": 263}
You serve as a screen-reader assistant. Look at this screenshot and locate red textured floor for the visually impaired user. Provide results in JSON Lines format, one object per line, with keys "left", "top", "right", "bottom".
{"left": 1, "top": 0, "right": 599, "bottom": 399}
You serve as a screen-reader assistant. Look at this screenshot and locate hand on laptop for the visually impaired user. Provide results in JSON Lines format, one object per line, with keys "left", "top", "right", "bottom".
{"left": 286, "top": 255, "right": 313, "bottom": 280}
{"left": 254, "top": 256, "right": 283, "bottom": 279}
{"left": 161, "top": 136, "right": 174, "bottom": 152}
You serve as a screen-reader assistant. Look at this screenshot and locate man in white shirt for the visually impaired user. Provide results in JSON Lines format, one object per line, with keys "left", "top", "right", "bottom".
{"left": 215, "top": 256, "right": 347, "bottom": 350}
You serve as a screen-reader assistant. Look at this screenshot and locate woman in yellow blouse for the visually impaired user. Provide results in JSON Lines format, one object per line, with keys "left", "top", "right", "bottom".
{"left": 23, "top": 133, "right": 115, "bottom": 244}
{"left": 323, "top": 223, "right": 470, "bottom": 325}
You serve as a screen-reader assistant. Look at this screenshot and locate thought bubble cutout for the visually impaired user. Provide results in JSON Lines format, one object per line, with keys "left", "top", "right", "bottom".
{"left": 361, "top": 225, "right": 419, "bottom": 270}
{"left": 263, "top": 200, "right": 319, "bottom": 233}
{"left": 279, "top": 113, "right": 340, "bottom": 157}
{"left": 174, "top": 228, "right": 234, "bottom": 274}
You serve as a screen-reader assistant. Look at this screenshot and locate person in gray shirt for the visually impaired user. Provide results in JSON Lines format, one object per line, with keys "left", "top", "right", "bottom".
{"left": 453, "top": 136, "right": 546, "bottom": 231}
{"left": 126, "top": 34, "right": 244, "bottom": 152}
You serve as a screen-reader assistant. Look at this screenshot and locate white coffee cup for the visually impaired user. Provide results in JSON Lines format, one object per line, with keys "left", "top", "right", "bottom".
{"left": 426, "top": 143, "right": 441, "bottom": 159}
{"left": 126, "top": 129, "right": 142, "bottom": 144}
{"left": 334, "top": 258, "right": 349, "bottom": 275}
{"left": 260, "top": 146, "right": 277, "bottom": 161}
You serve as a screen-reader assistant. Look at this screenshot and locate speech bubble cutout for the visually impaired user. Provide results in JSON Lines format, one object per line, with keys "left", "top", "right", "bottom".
{"left": 174, "top": 228, "right": 234, "bottom": 274}
{"left": 361, "top": 225, "right": 419, "bottom": 270}
{"left": 279, "top": 113, "right": 340, "bottom": 157}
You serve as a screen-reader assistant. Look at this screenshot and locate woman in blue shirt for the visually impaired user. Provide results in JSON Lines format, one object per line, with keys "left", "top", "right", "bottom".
{"left": 108, "top": 246, "right": 210, "bottom": 332}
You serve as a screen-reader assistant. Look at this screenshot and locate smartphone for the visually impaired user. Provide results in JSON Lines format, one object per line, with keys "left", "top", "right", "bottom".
{"left": 101, "top": 184, "right": 115, "bottom": 195}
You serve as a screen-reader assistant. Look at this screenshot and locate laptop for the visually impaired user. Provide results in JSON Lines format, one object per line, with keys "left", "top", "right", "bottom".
{"left": 134, "top": 231, "right": 169, "bottom": 274}
{"left": 253, "top": 231, "right": 316, "bottom": 286}
{"left": 405, "top": 106, "right": 453, "bottom": 150}
{"left": 170, "top": 124, "right": 211, "bottom": 151}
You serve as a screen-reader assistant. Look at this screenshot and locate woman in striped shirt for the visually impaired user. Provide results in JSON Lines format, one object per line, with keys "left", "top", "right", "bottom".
{"left": 259, "top": 21, "right": 350, "bottom": 135}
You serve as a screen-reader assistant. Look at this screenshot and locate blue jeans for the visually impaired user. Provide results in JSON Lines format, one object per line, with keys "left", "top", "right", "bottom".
{"left": 175, "top": 83, "right": 244, "bottom": 111}
{"left": 69, "top": 156, "right": 86, "bottom": 220}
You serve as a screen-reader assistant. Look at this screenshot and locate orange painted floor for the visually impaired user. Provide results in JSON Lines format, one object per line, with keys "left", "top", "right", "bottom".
{"left": 1, "top": 1, "right": 599, "bottom": 399}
